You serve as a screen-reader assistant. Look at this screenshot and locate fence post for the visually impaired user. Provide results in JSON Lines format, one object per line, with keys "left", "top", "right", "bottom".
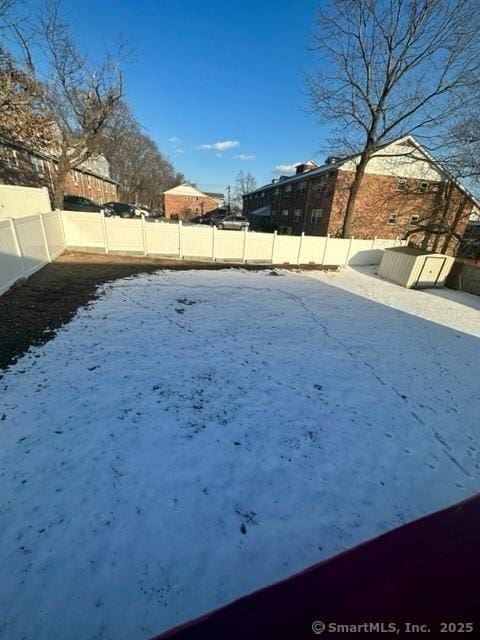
{"left": 178, "top": 220, "right": 183, "bottom": 259}
{"left": 371, "top": 235, "right": 377, "bottom": 249}
{"left": 271, "top": 230, "right": 277, "bottom": 264}
{"left": 321, "top": 234, "right": 330, "bottom": 265}
{"left": 394, "top": 236, "right": 399, "bottom": 248}
{"left": 38, "top": 213, "right": 52, "bottom": 262}
{"left": 141, "top": 214, "right": 148, "bottom": 256}
{"left": 344, "top": 235, "right": 354, "bottom": 267}
{"left": 242, "top": 226, "right": 248, "bottom": 264}
{"left": 57, "top": 209, "right": 67, "bottom": 249}
{"left": 211, "top": 224, "right": 216, "bottom": 262}
{"left": 9, "top": 217, "right": 27, "bottom": 277}
{"left": 296, "top": 232, "right": 304, "bottom": 265}
{"left": 100, "top": 211, "right": 109, "bottom": 254}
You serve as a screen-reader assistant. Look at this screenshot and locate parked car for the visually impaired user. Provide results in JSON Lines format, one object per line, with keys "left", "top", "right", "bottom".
{"left": 190, "top": 214, "right": 213, "bottom": 224}
{"left": 216, "top": 215, "right": 250, "bottom": 231}
{"left": 103, "top": 202, "right": 136, "bottom": 219}
{"left": 63, "top": 195, "right": 113, "bottom": 216}
{"left": 208, "top": 212, "right": 227, "bottom": 226}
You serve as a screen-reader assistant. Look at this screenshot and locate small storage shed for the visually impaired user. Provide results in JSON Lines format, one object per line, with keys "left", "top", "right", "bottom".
{"left": 378, "top": 246, "right": 454, "bottom": 289}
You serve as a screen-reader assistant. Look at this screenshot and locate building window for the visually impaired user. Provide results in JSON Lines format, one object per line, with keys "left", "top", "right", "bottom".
{"left": 285, "top": 184, "right": 292, "bottom": 197}
{"left": 397, "top": 179, "right": 407, "bottom": 192}
{"left": 282, "top": 209, "right": 289, "bottom": 220}
{"left": 311, "top": 209, "right": 323, "bottom": 224}
{"left": 410, "top": 214, "right": 420, "bottom": 224}
{"left": 274, "top": 188, "right": 279, "bottom": 196}
{"left": 297, "top": 181, "right": 306, "bottom": 195}
{"left": 418, "top": 181, "right": 428, "bottom": 194}
{"left": 260, "top": 191, "right": 265, "bottom": 199}
{"left": 316, "top": 181, "right": 325, "bottom": 193}
{"left": 7, "top": 150, "right": 19, "bottom": 168}
{"left": 293, "top": 209, "right": 302, "bottom": 222}
{"left": 388, "top": 213, "right": 398, "bottom": 224}
{"left": 30, "top": 155, "right": 44, "bottom": 175}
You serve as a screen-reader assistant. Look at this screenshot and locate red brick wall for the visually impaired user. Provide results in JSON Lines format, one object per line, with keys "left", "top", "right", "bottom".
{"left": 0, "top": 145, "right": 117, "bottom": 206}
{"left": 243, "top": 172, "right": 337, "bottom": 236}
{"left": 164, "top": 193, "right": 218, "bottom": 219}
{"left": 327, "top": 171, "right": 472, "bottom": 254}
{"left": 64, "top": 169, "right": 117, "bottom": 204}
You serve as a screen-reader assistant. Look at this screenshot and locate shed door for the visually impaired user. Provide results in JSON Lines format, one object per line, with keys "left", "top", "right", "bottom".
{"left": 415, "top": 257, "right": 447, "bottom": 288}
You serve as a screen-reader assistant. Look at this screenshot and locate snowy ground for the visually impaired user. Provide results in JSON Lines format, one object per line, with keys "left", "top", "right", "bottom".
{"left": 0, "top": 266, "right": 479, "bottom": 640}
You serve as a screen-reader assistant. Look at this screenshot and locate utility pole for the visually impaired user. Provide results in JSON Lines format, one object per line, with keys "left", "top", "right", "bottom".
{"left": 227, "top": 185, "right": 231, "bottom": 214}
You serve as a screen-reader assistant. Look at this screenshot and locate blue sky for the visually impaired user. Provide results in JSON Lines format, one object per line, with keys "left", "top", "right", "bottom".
{"left": 60, "top": 0, "right": 330, "bottom": 193}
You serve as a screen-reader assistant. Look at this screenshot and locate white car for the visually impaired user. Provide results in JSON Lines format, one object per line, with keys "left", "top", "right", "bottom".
{"left": 216, "top": 215, "right": 250, "bottom": 231}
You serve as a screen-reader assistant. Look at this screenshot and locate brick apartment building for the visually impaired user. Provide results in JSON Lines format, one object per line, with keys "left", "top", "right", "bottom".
{"left": 243, "top": 136, "right": 478, "bottom": 254}
{"left": 163, "top": 184, "right": 222, "bottom": 219}
{"left": 0, "top": 138, "right": 118, "bottom": 206}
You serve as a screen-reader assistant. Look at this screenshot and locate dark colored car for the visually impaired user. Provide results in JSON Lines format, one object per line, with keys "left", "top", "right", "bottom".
{"left": 103, "top": 202, "right": 136, "bottom": 219}
{"left": 63, "top": 195, "right": 113, "bottom": 215}
{"left": 208, "top": 212, "right": 228, "bottom": 226}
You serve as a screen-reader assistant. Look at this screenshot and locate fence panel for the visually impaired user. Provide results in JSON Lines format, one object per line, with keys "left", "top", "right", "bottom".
{"left": 181, "top": 225, "right": 214, "bottom": 259}
{"left": 146, "top": 221, "right": 180, "bottom": 256}
{"left": 244, "top": 232, "right": 275, "bottom": 262}
{"left": 273, "top": 235, "right": 302, "bottom": 264}
{"left": 61, "top": 211, "right": 105, "bottom": 249}
{"left": 105, "top": 217, "right": 144, "bottom": 253}
{"left": 298, "top": 236, "right": 327, "bottom": 264}
{"left": 14, "top": 215, "right": 49, "bottom": 275}
{"left": 214, "top": 229, "right": 244, "bottom": 261}
{"left": 323, "top": 237, "right": 351, "bottom": 265}
{"left": 0, "top": 220, "right": 25, "bottom": 295}
{"left": 0, "top": 185, "right": 51, "bottom": 219}
{"left": 43, "top": 212, "right": 65, "bottom": 259}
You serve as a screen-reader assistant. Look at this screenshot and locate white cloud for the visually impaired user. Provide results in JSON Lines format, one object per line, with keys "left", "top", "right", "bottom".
{"left": 274, "top": 163, "right": 300, "bottom": 175}
{"left": 234, "top": 154, "right": 255, "bottom": 160}
{"left": 169, "top": 136, "right": 184, "bottom": 154}
{"left": 198, "top": 140, "right": 240, "bottom": 151}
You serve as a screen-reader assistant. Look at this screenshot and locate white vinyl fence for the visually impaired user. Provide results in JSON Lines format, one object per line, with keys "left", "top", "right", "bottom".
{"left": 0, "top": 209, "right": 407, "bottom": 297}
{"left": 0, "top": 212, "right": 65, "bottom": 296}
{"left": 0, "top": 185, "right": 52, "bottom": 219}
{"left": 61, "top": 211, "right": 406, "bottom": 266}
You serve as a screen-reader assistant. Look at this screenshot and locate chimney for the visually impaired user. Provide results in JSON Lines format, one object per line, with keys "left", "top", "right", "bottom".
{"left": 295, "top": 161, "right": 317, "bottom": 174}
{"left": 325, "top": 156, "right": 340, "bottom": 165}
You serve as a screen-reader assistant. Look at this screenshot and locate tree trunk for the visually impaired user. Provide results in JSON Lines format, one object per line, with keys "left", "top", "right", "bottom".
{"left": 341, "top": 151, "right": 371, "bottom": 238}
{"left": 53, "top": 152, "right": 69, "bottom": 209}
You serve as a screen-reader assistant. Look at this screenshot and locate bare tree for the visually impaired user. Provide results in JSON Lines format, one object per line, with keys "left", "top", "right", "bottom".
{"left": 96, "top": 101, "right": 184, "bottom": 209}
{"left": 37, "top": 0, "right": 124, "bottom": 208}
{"left": 307, "top": 0, "right": 480, "bottom": 238}
{"left": 234, "top": 170, "right": 257, "bottom": 199}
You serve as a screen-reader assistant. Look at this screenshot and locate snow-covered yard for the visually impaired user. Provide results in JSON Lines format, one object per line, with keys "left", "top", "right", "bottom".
{"left": 1, "top": 266, "right": 479, "bottom": 640}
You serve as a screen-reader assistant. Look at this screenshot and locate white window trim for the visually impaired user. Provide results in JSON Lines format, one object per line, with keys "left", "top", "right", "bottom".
{"left": 397, "top": 179, "right": 407, "bottom": 192}
{"left": 388, "top": 213, "right": 398, "bottom": 225}
{"left": 281, "top": 209, "right": 289, "bottom": 220}
{"left": 30, "top": 155, "right": 44, "bottom": 175}
{"left": 311, "top": 209, "right": 323, "bottom": 224}
{"left": 293, "top": 209, "right": 302, "bottom": 222}
{"left": 418, "top": 181, "right": 428, "bottom": 194}
{"left": 410, "top": 214, "right": 420, "bottom": 224}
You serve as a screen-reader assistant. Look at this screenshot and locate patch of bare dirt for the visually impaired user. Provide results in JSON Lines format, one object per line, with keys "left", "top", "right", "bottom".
{"left": 0, "top": 251, "right": 336, "bottom": 370}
